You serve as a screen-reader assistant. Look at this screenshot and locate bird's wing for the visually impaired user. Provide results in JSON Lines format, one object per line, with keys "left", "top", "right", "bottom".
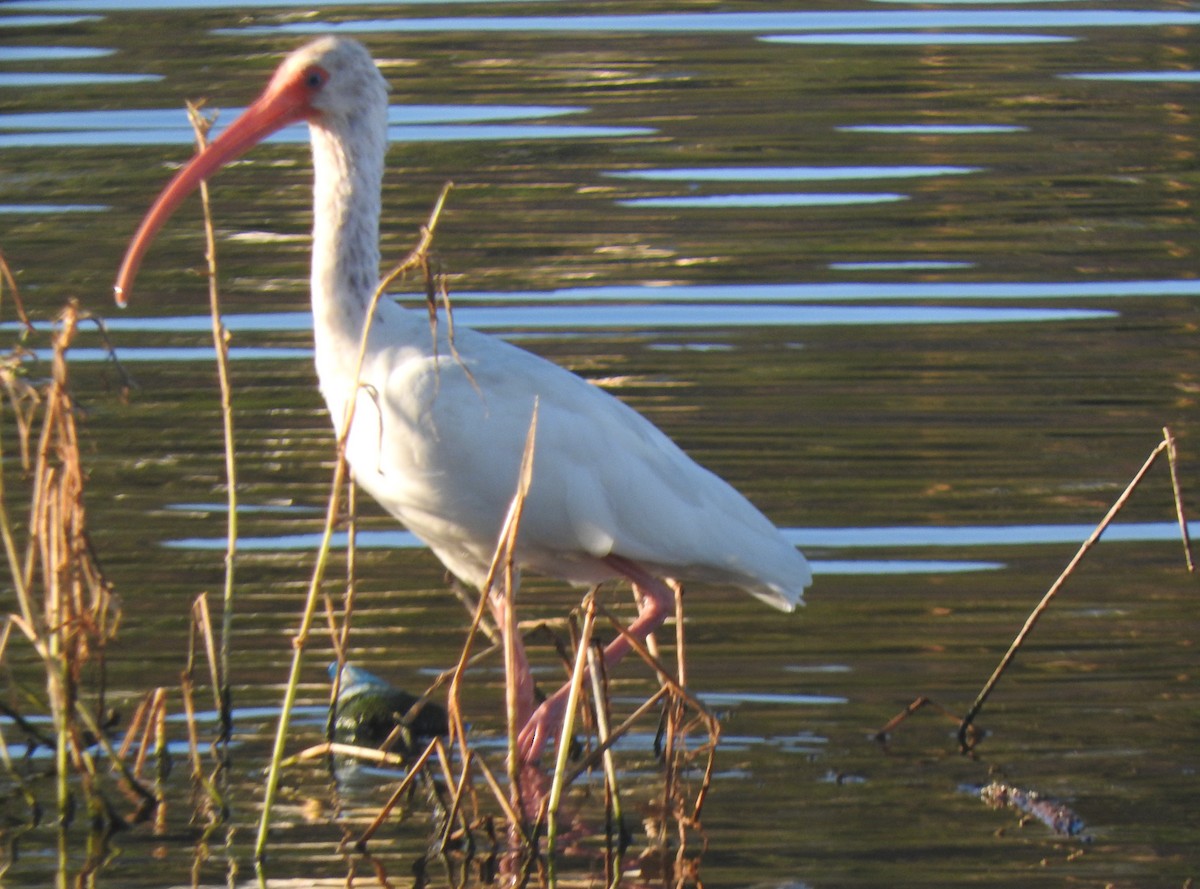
{"left": 368, "top": 325, "right": 809, "bottom": 608}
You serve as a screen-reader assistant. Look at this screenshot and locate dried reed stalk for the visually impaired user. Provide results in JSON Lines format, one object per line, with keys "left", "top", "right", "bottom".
{"left": 877, "top": 428, "right": 1194, "bottom": 752}
{"left": 0, "top": 301, "right": 134, "bottom": 832}
{"left": 438, "top": 399, "right": 539, "bottom": 834}
{"left": 586, "top": 640, "right": 625, "bottom": 887}
{"left": 546, "top": 590, "right": 597, "bottom": 883}
{"left": 957, "top": 426, "right": 1193, "bottom": 747}
{"left": 185, "top": 101, "right": 238, "bottom": 742}
{"left": 0, "top": 249, "right": 32, "bottom": 331}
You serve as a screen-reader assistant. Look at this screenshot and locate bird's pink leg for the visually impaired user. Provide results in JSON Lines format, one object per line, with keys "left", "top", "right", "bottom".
{"left": 516, "top": 556, "right": 674, "bottom": 764}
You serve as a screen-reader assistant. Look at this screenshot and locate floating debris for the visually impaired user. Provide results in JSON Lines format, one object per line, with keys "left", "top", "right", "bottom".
{"left": 329, "top": 662, "right": 448, "bottom": 754}
{"left": 980, "top": 781, "right": 1087, "bottom": 838}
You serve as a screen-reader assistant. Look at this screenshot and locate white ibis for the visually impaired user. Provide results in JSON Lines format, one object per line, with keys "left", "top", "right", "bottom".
{"left": 114, "top": 36, "right": 811, "bottom": 764}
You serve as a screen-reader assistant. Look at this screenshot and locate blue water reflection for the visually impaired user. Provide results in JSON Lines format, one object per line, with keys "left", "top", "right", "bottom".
{"left": 164, "top": 520, "right": 1197, "bottom": 552}
{"left": 0, "top": 15, "right": 99, "bottom": 26}
{"left": 838, "top": 124, "right": 1027, "bottom": 134}
{"left": 618, "top": 193, "right": 908, "bottom": 209}
{"left": 829, "top": 262, "right": 974, "bottom": 271}
{"left": 6, "top": 0, "right": 560, "bottom": 8}
{"left": 0, "top": 105, "right": 585, "bottom": 131}
{"left": 761, "top": 33, "right": 1074, "bottom": 45}
{"left": 0, "top": 203, "right": 106, "bottom": 213}
{"left": 218, "top": 10, "right": 1200, "bottom": 37}
{"left": 0, "top": 104, "right": 649, "bottom": 148}
{"left": 0, "top": 46, "right": 112, "bottom": 61}
{"left": 0, "top": 72, "right": 159, "bottom": 87}
{"left": 609, "top": 166, "right": 980, "bottom": 181}
{"left": 1063, "top": 71, "right": 1200, "bottom": 82}
{"left": 18, "top": 303, "right": 1119, "bottom": 352}
{"left": 785, "top": 522, "right": 1199, "bottom": 548}
{"left": 64, "top": 277, "right": 1200, "bottom": 315}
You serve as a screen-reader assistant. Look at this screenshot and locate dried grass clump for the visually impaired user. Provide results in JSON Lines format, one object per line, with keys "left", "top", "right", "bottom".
{"left": 0, "top": 277, "right": 149, "bottom": 831}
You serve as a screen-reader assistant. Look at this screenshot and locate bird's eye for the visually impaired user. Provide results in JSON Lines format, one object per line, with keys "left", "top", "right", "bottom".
{"left": 303, "top": 66, "right": 329, "bottom": 91}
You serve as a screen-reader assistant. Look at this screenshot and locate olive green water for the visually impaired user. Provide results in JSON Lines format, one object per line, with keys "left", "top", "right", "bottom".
{"left": 1, "top": 3, "right": 1198, "bottom": 887}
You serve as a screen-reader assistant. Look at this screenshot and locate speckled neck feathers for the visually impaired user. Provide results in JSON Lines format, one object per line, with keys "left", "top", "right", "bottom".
{"left": 305, "top": 39, "right": 390, "bottom": 344}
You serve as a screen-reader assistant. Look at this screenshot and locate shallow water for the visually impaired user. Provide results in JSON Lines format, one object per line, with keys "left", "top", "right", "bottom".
{"left": 1, "top": 1, "right": 1198, "bottom": 886}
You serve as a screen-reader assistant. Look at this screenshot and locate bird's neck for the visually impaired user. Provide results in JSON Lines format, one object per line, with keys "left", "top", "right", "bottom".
{"left": 308, "top": 117, "right": 386, "bottom": 347}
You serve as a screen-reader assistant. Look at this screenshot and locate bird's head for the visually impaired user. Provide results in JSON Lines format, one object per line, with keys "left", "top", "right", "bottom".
{"left": 113, "top": 36, "right": 388, "bottom": 307}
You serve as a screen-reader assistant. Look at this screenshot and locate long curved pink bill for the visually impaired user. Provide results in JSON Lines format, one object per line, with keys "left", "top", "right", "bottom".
{"left": 113, "top": 75, "right": 313, "bottom": 307}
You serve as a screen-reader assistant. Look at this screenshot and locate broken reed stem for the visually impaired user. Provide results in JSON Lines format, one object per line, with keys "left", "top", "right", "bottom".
{"left": 0, "top": 260, "right": 35, "bottom": 630}
{"left": 437, "top": 748, "right": 475, "bottom": 854}
{"left": 0, "top": 248, "right": 33, "bottom": 331}
{"left": 1162, "top": 426, "right": 1195, "bottom": 573}
{"left": 875, "top": 695, "right": 972, "bottom": 745}
{"left": 595, "top": 603, "right": 683, "bottom": 698}
{"left": 191, "top": 593, "right": 222, "bottom": 716}
{"left": 563, "top": 686, "right": 672, "bottom": 787}
{"left": 324, "top": 478, "right": 358, "bottom": 744}
{"left": 660, "top": 582, "right": 686, "bottom": 853}
{"left": 958, "top": 428, "right": 1190, "bottom": 748}
{"left": 440, "top": 398, "right": 538, "bottom": 826}
{"left": 503, "top": 558, "right": 521, "bottom": 806}
{"left": 546, "top": 591, "right": 597, "bottom": 880}
{"left": 186, "top": 101, "right": 238, "bottom": 742}
{"left": 255, "top": 188, "right": 453, "bottom": 863}
{"left": 586, "top": 641, "right": 624, "bottom": 858}
{"left": 180, "top": 672, "right": 205, "bottom": 782}
{"left": 355, "top": 737, "right": 439, "bottom": 846}
{"left": 283, "top": 740, "right": 408, "bottom": 768}
{"left": 505, "top": 403, "right": 538, "bottom": 806}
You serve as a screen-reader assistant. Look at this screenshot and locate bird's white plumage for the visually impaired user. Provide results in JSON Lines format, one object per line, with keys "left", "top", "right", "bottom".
{"left": 295, "top": 36, "right": 811, "bottom": 611}
{"left": 115, "top": 36, "right": 812, "bottom": 762}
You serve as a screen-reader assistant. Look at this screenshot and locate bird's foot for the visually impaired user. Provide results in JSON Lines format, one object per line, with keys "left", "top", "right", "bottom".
{"left": 514, "top": 690, "right": 568, "bottom": 766}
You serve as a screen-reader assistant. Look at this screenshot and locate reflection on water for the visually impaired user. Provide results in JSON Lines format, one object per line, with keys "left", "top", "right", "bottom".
{"left": 0, "top": 72, "right": 159, "bottom": 86}
{"left": 160, "top": 520, "right": 1197, "bottom": 553}
{"left": 619, "top": 192, "right": 909, "bottom": 208}
{"left": 1064, "top": 70, "right": 1200, "bottom": 82}
{"left": 0, "top": 202, "right": 106, "bottom": 213}
{"left": 0, "top": 104, "right": 649, "bottom": 147}
{"left": 608, "top": 165, "right": 981, "bottom": 180}
{"left": 219, "top": 9, "right": 1200, "bottom": 35}
{"left": 1, "top": 2, "right": 1198, "bottom": 887}
{"left": 761, "top": 32, "right": 1077, "bottom": 45}
{"left": 0, "top": 15, "right": 99, "bottom": 26}
{"left": 828, "top": 261, "right": 974, "bottom": 270}
{"left": 838, "top": 123, "right": 1028, "bottom": 134}
{"left": 0, "top": 46, "right": 112, "bottom": 61}
{"left": 10, "top": 301, "right": 1124, "bottom": 345}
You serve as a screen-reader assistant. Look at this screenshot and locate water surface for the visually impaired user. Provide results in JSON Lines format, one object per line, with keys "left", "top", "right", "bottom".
{"left": 0, "top": 2, "right": 1197, "bottom": 887}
